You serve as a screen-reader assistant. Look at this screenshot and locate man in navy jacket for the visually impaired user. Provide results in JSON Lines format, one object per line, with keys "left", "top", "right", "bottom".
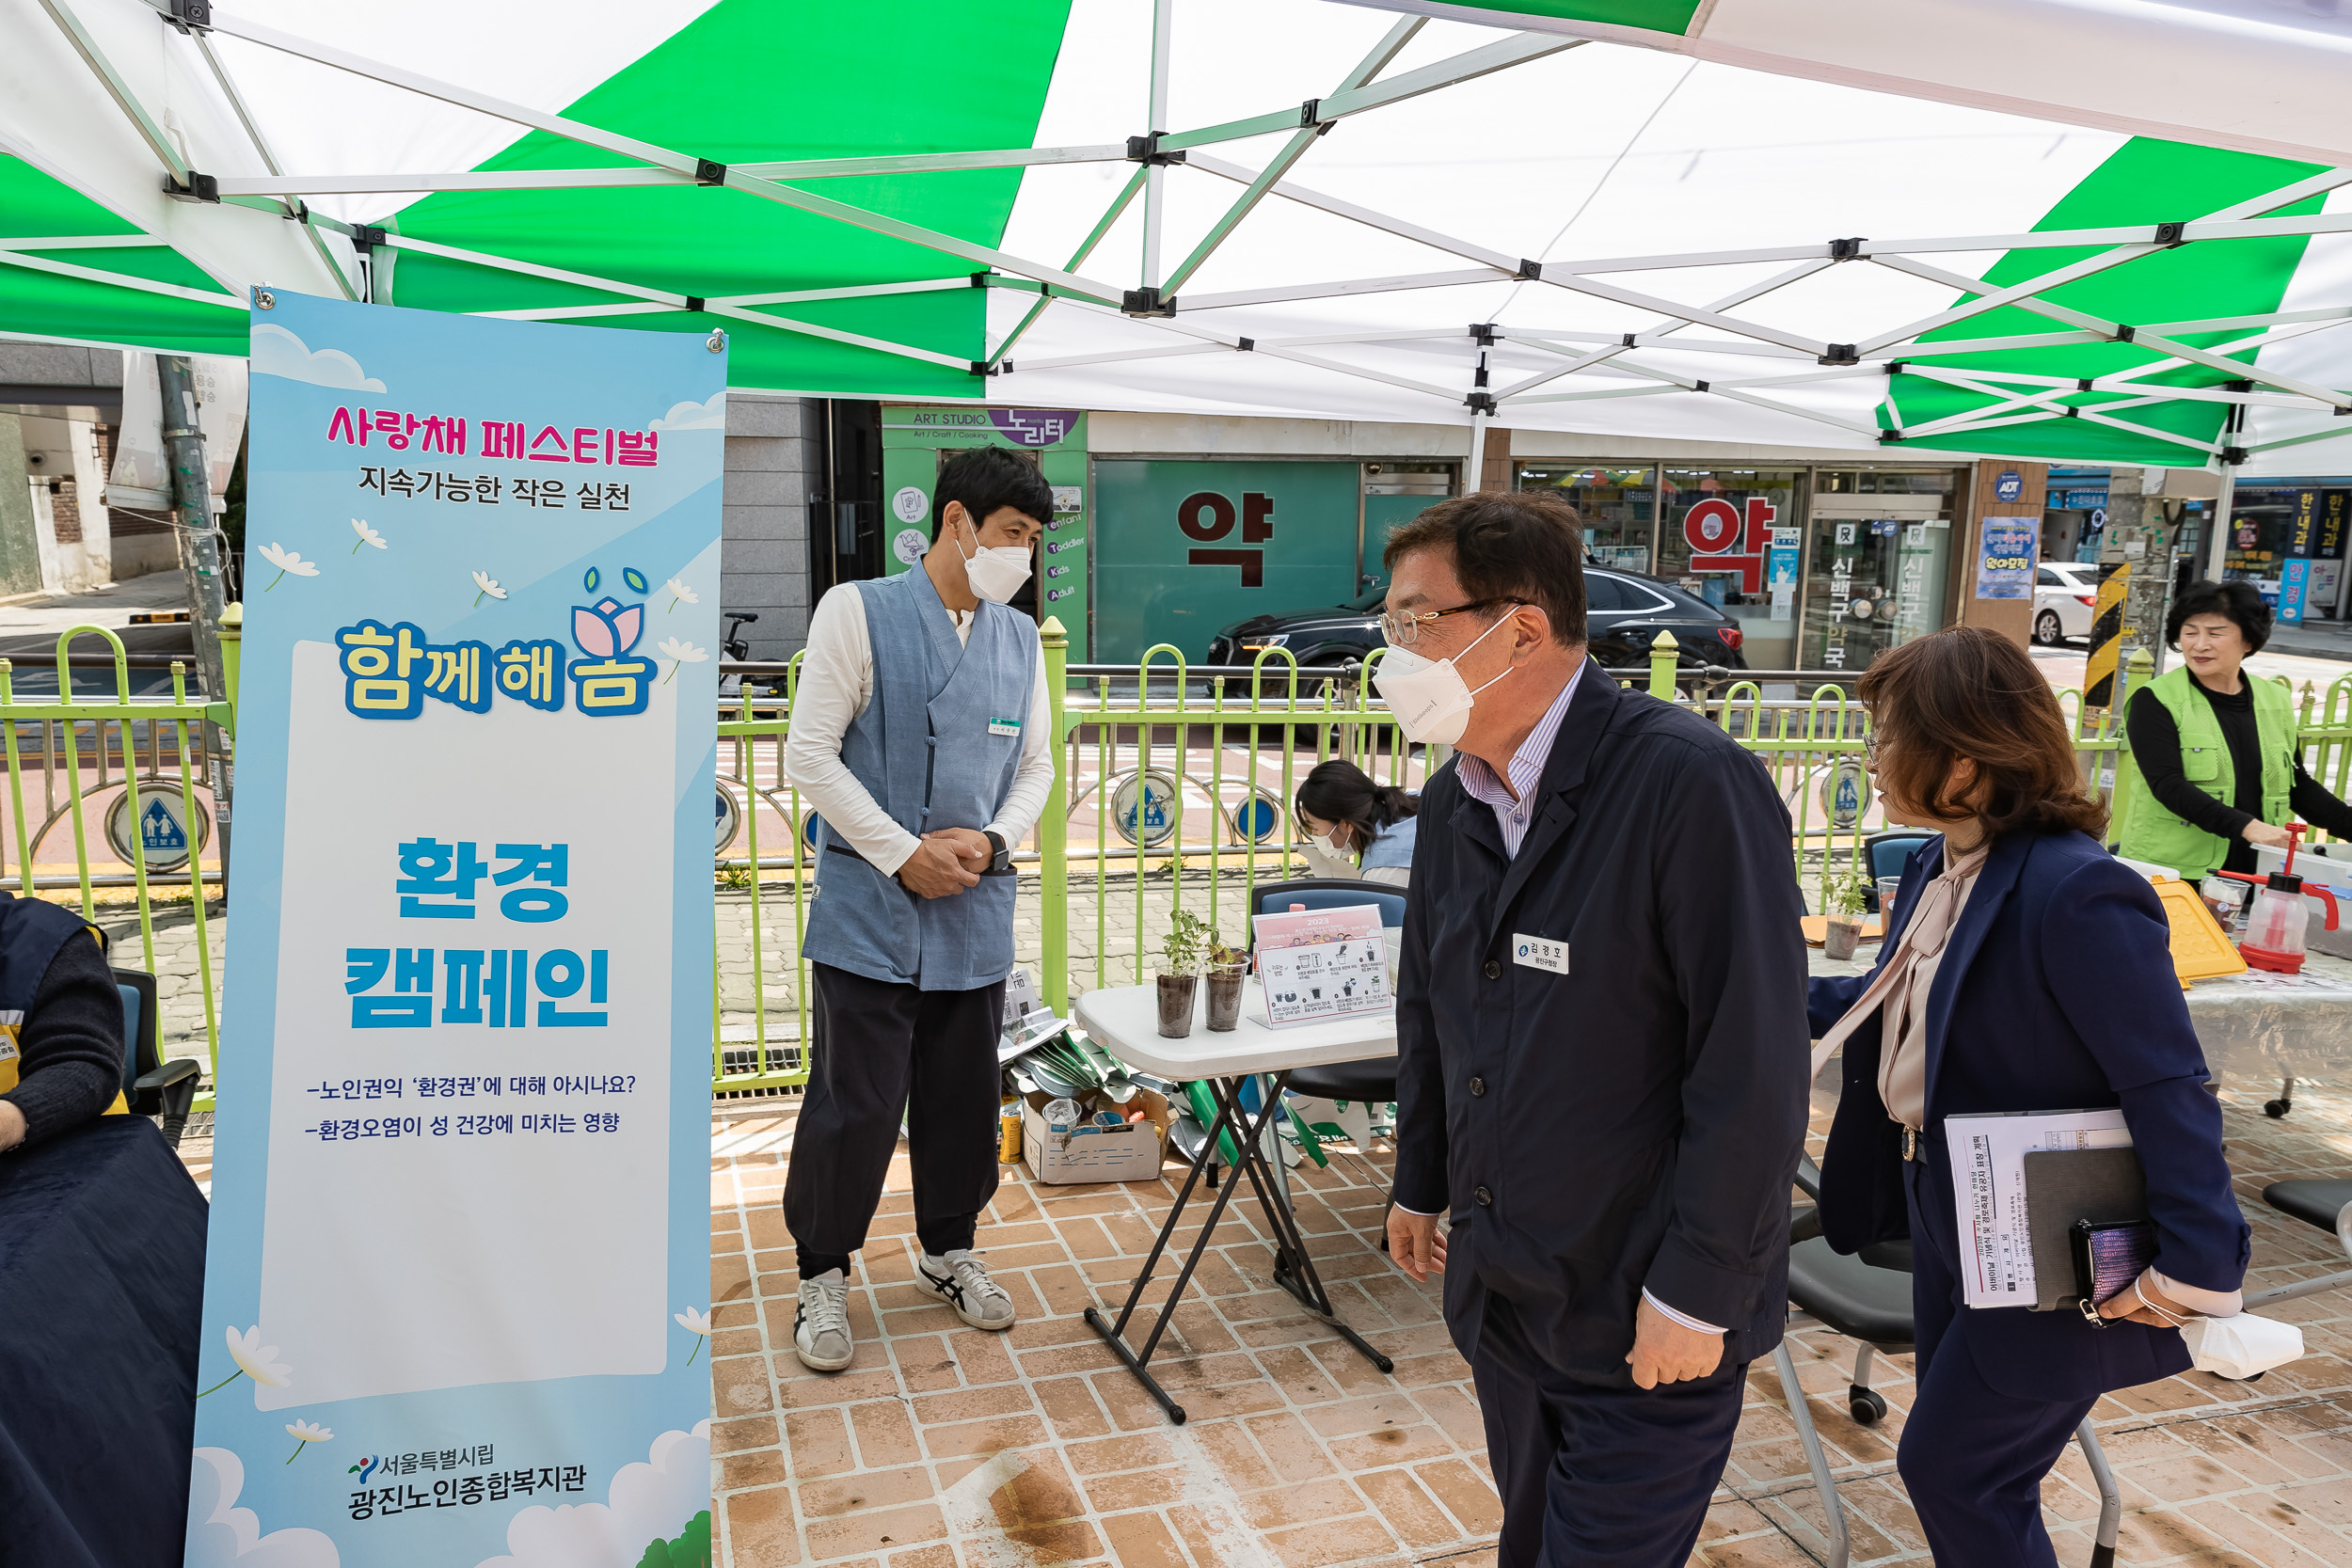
{"left": 1382, "top": 493, "right": 1808, "bottom": 1567}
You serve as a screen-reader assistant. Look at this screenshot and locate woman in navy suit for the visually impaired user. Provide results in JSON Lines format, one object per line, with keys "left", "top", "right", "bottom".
{"left": 1808, "top": 627, "right": 2249, "bottom": 1566}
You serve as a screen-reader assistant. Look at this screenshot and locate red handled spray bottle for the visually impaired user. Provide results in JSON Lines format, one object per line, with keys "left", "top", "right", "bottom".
{"left": 2217, "top": 824, "right": 2341, "bottom": 974}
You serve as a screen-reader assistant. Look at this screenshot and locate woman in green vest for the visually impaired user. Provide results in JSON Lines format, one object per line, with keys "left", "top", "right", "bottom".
{"left": 2117, "top": 579, "right": 2352, "bottom": 880}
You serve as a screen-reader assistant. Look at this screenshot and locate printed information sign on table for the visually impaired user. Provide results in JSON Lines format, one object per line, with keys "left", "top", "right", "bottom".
{"left": 189, "top": 293, "right": 723, "bottom": 1568}
{"left": 1251, "top": 903, "right": 1391, "bottom": 1026}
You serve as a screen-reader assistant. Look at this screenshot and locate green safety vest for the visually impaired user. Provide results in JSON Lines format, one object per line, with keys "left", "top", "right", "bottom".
{"left": 2115, "top": 663, "right": 2294, "bottom": 881}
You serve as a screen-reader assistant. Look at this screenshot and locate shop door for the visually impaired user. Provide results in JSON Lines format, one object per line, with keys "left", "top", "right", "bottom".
{"left": 1093, "top": 460, "right": 1362, "bottom": 664}
{"left": 1804, "top": 515, "right": 1953, "bottom": 672}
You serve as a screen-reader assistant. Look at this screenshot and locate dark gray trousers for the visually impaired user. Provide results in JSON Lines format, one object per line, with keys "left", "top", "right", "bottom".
{"left": 782, "top": 962, "right": 1004, "bottom": 1279}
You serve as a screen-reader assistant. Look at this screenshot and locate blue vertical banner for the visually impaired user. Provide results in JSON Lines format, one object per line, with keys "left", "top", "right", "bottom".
{"left": 190, "top": 293, "right": 723, "bottom": 1568}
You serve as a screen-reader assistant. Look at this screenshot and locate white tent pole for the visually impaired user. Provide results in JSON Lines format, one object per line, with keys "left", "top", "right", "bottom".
{"left": 1159, "top": 17, "right": 1424, "bottom": 296}
{"left": 2208, "top": 464, "right": 2237, "bottom": 580}
{"left": 722, "top": 171, "right": 1129, "bottom": 307}
{"left": 1180, "top": 269, "right": 1508, "bottom": 309}
{"left": 477, "top": 279, "right": 980, "bottom": 322}
{"left": 0, "top": 248, "right": 243, "bottom": 309}
{"left": 1466, "top": 408, "right": 1489, "bottom": 492}
{"left": 1493, "top": 257, "right": 1836, "bottom": 398}
{"left": 1141, "top": 0, "right": 1175, "bottom": 292}
{"left": 1184, "top": 151, "right": 1830, "bottom": 356}
{"left": 1155, "top": 31, "right": 1575, "bottom": 154}
{"left": 737, "top": 147, "right": 1129, "bottom": 179}
{"left": 698, "top": 302, "right": 974, "bottom": 372}
{"left": 1857, "top": 242, "right": 2169, "bottom": 354}
{"left": 185, "top": 29, "right": 357, "bottom": 300}
{"left": 1871, "top": 253, "right": 2352, "bottom": 407}
{"left": 212, "top": 146, "right": 1136, "bottom": 196}
{"left": 385, "top": 232, "right": 691, "bottom": 305}
{"left": 206, "top": 10, "right": 694, "bottom": 173}
{"left": 34, "top": 0, "right": 189, "bottom": 182}
{"left": 1507, "top": 330, "right": 1812, "bottom": 361}
{"left": 989, "top": 167, "right": 1149, "bottom": 368}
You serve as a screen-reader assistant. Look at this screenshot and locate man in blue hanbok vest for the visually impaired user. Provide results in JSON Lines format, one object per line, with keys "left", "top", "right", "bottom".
{"left": 780, "top": 448, "right": 1054, "bottom": 1371}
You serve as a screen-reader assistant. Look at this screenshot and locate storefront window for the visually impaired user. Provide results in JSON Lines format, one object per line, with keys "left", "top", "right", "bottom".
{"left": 1516, "top": 464, "right": 1654, "bottom": 573}
{"left": 1803, "top": 468, "right": 1963, "bottom": 672}
{"left": 1657, "top": 467, "right": 1804, "bottom": 669}
{"left": 2231, "top": 485, "right": 2352, "bottom": 618}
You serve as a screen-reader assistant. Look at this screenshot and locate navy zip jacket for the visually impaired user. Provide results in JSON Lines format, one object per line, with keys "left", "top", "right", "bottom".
{"left": 1393, "top": 662, "right": 1810, "bottom": 1383}
{"left": 1808, "top": 830, "right": 2250, "bottom": 1399}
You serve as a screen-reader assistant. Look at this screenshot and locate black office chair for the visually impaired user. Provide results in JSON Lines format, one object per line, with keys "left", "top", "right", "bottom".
{"left": 2249, "top": 1180, "right": 2352, "bottom": 1309}
{"left": 1860, "top": 831, "right": 1935, "bottom": 913}
{"left": 115, "top": 968, "right": 201, "bottom": 1148}
{"left": 1779, "top": 1156, "right": 2123, "bottom": 1568}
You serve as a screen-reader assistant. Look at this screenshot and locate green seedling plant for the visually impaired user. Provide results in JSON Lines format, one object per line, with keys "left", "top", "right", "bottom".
{"left": 1823, "top": 871, "right": 1868, "bottom": 921}
{"left": 1160, "top": 909, "right": 1210, "bottom": 975}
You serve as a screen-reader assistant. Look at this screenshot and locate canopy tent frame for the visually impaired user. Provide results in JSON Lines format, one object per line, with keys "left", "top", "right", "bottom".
{"left": 11, "top": 0, "right": 2352, "bottom": 476}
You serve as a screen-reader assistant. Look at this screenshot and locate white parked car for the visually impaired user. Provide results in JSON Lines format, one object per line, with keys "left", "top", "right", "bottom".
{"left": 2033, "top": 562, "right": 2098, "bottom": 646}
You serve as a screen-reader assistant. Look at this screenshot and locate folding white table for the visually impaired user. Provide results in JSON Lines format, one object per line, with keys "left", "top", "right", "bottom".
{"left": 1071, "top": 979, "right": 1398, "bottom": 1424}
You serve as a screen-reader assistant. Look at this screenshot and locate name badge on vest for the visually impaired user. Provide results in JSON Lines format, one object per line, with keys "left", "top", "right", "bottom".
{"left": 988, "top": 716, "right": 1023, "bottom": 737}
{"left": 1512, "top": 934, "right": 1568, "bottom": 974}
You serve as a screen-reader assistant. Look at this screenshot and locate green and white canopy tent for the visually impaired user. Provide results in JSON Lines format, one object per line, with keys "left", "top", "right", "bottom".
{"left": 6, "top": 0, "right": 2352, "bottom": 515}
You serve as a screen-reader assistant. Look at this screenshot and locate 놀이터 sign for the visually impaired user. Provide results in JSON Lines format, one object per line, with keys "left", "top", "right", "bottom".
{"left": 189, "top": 293, "right": 723, "bottom": 1568}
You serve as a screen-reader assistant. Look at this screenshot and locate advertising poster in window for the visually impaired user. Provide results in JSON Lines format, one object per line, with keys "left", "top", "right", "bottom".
{"left": 190, "top": 292, "right": 722, "bottom": 1568}
{"left": 1976, "top": 516, "right": 2039, "bottom": 600}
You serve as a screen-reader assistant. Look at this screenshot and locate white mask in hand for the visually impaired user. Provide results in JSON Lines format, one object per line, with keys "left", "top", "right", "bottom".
{"left": 953, "top": 517, "right": 1031, "bottom": 604}
{"left": 1373, "top": 610, "right": 1518, "bottom": 746}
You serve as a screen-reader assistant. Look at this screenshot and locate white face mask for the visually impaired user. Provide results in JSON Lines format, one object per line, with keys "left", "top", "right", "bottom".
{"left": 1373, "top": 610, "right": 1518, "bottom": 746}
{"left": 1312, "top": 827, "right": 1353, "bottom": 859}
{"left": 952, "top": 516, "right": 1031, "bottom": 604}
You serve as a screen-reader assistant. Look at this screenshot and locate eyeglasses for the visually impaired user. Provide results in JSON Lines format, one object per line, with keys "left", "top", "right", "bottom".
{"left": 1378, "top": 598, "right": 1519, "bottom": 648}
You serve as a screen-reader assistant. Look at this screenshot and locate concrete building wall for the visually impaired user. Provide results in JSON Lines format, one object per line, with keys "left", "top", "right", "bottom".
{"left": 0, "top": 416, "right": 42, "bottom": 596}
{"left": 720, "top": 394, "right": 821, "bottom": 661}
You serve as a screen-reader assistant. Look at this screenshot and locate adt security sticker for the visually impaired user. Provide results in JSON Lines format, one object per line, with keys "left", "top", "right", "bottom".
{"left": 1512, "top": 934, "right": 1568, "bottom": 974}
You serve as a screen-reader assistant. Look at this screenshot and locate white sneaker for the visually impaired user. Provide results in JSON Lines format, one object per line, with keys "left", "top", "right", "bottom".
{"left": 793, "top": 1269, "right": 854, "bottom": 1372}
{"left": 914, "top": 1249, "right": 1017, "bottom": 1331}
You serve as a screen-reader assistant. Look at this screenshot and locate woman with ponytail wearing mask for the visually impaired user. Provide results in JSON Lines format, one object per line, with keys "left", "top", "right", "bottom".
{"left": 1295, "top": 760, "right": 1419, "bottom": 886}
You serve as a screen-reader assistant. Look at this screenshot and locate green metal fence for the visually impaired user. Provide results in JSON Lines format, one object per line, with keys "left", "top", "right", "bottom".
{"left": 2, "top": 626, "right": 230, "bottom": 1105}
{"left": 4, "top": 621, "right": 2334, "bottom": 1110}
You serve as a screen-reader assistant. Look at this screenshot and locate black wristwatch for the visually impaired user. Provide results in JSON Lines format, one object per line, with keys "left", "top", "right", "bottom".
{"left": 983, "top": 831, "right": 1010, "bottom": 873}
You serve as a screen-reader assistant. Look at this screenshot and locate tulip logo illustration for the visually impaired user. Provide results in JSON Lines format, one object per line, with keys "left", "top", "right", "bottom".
{"left": 573, "top": 597, "right": 646, "bottom": 658}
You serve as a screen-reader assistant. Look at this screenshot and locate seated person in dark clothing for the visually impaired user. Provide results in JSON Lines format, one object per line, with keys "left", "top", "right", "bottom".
{"left": 0, "top": 892, "right": 131, "bottom": 1155}
{"left": 2116, "top": 578, "right": 2352, "bottom": 880}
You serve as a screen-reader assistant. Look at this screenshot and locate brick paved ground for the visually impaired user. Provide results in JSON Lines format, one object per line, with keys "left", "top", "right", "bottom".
{"left": 663, "top": 1078, "right": 2352, "bottom": 1568}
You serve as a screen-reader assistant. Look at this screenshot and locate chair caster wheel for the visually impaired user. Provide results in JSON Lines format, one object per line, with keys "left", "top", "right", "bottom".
{"left": 2265, "top": 1099, "right": 2291, "bottom": 1118}
{"left": 1849, "top": 1386, "right": 1888, "bottom": 1424}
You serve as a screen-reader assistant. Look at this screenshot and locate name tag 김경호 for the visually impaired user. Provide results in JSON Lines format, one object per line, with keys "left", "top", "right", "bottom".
{"left": 1512, "top": 934, "right": 1569, "bottom": 974}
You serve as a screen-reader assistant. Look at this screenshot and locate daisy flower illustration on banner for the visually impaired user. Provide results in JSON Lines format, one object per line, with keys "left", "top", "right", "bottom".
{"left": 675, "top": 1306, "right": 712, "bottom": 1365}
{"left": 665, "top": 578, "right": 698, "bottom": 612}
{"left": 255, "top": 544, "right": 315, "bottom": 592}
{"left": 284, "top": 1420, "right": 333, "bottom": 1465}
{"left": 657, "top": 637, "right": 707, "bottom": 684}
{"left": 349, "top": 518, "right": 386, "bottom": 553}
{"left": 471, "top": 571, "right": 506, "bottom": 606}
{"left": 199, "top": 1324, "right": 292, "bottom": 1399}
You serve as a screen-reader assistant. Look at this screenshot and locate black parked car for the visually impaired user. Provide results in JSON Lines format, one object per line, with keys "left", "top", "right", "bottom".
{"left": 1205, "top": 569, "right": 1748, "bottom": 672}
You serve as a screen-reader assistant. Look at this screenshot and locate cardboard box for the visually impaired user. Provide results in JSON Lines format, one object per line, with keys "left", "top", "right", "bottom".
{"left": 1020, "top": 1086, "right": 1171, "bottom": 1185}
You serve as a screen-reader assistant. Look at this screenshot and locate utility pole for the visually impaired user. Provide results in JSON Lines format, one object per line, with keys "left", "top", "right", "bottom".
{"left": 157, "top": 354, "right": 233, "bottom": 892}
